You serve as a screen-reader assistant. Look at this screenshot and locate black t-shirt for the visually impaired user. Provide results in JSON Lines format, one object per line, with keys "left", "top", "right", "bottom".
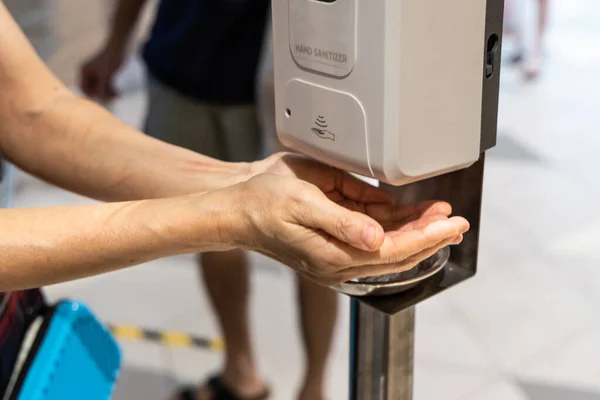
{"left": 142, "top": 0, "right": 270, "bottom": 105}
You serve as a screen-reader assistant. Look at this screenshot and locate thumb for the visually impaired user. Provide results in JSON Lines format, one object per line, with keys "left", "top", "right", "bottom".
{"left": 294, "top": 190, "right": 385, "bottom": 252}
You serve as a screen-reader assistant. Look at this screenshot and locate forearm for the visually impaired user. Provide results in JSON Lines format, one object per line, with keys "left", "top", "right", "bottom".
{"left": 0, "top": 4, "right": 251, "bottom": 202}
{"left": 105, "top": 0, "right": 148, "bottom": 51}
{"left": 0, "top": 195, "right": 231, "bottom": 291}
{"left": 1, "top": 88, "right": 250, "bottom": 201}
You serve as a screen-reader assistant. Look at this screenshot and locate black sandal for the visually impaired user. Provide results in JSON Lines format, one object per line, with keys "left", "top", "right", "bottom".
{"left": 175, "top": 375, "right": 270, "bottom": 400}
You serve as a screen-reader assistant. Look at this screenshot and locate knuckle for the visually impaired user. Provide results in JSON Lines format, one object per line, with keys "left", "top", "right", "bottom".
{"left": 296, "top": 184, "right": 318, "bottom": 203}
{"left": 334, "top": 216, "right": 356, "bottom": 238}
{"left": 334, "top": 217, "right": 347, "bottom": 236}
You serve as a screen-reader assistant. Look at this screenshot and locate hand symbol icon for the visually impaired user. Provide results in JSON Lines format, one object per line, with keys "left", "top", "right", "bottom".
{"left": 311, "top": 127, "right": 335, "bottom": 141}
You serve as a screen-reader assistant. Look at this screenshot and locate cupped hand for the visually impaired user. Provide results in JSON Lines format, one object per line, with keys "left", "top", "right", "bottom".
{"left": 214, "top": 173, "right": 469, "bottom": 285}
{"left": 252, "top": 152, "right": 396, "bottom": 205}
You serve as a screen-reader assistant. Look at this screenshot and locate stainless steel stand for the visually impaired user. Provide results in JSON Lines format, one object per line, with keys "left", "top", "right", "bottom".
{"left": 350, "top": 300, "right": 415, "bottom": 400}
{"left": 345, "top": 4, "right": 504, "bottom": 395}
{"left": 348, "top": 156, "right": 490, "bottom": 400}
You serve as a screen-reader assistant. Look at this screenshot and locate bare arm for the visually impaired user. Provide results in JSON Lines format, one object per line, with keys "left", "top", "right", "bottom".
{"left": 0, "top": 2, "right": 249, "bottom": 202}
{"left": 0, "top": 194, "right": 232, "bottom": 291}
{"left": 0, "top": 172, "right": 469, "bottom": 292}
{"left": 0, "top": 4, "right": 470, "bottom": 291}
{"left": 79, "top": 0, "right": 148, "bottom": 98}
{"left": 104, "top": 0, "right": 148, "bottom": 52}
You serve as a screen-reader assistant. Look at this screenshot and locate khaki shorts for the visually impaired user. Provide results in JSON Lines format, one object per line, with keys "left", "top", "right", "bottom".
{"left": 144, "top": 77, "right": 261, "bottom": 163}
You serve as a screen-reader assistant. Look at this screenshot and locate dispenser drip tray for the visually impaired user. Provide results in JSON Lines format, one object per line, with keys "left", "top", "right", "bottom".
{"left": 332, "top": 247, "right": 450, "bottom": 297}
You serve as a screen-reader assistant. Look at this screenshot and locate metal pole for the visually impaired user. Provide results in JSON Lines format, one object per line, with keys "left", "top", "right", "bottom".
{"left": 350, "top": 299, "right": 415, "bottom": 400}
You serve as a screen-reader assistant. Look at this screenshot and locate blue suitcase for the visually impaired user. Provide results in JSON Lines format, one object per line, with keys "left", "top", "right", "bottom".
{"left": 3, "top": 300, "right": 121, "bottom": 400}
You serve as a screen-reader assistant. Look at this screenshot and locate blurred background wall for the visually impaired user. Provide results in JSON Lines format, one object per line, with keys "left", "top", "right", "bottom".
{"left": 4, "top": 1, "right": 600, "bottom": 399}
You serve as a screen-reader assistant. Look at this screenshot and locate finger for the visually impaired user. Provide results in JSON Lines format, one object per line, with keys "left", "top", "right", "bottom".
{"left": 365, "top": 201, "right": 452, "bottom": 223}
{"left": 336, "top": 172, "right": 395, "bottom": 204}
{"left": 337, "top": 199, "right": 450, "bottom": 217}
{"left": 336, "top": 198, "right": 368, "bottom": 214}
{"left": 299, "top": 215, "right": 467, "bottom": 273}
{"left": 390, "top": 216, "right": 469, "bottom": 237}
{"left": 326, "top": 191, "right": 344, "bottom": 203}
{"left": 397, "top": 213, "right": 456, "bottom": 232}
{"left": 421, "top": 201, "right": 452, "bottom": 217}
{"left": 310, "top": 235, "right": 455, "bottom": 284}
{"left": 375, "top": 217, "right": 469, "bottom": 263}
{"left": 294, "top": 190, "right": 386, "bottom": 252}
{"left": 395, "top": 201, "right": 454, "bottom": 230}
{"left": 399, "top": 234, "right": 463, "bottom": 267}
{"left": 336, "top": 234, "right": 461, "bottom": 283}
{"left": 450, "top": 234, "right": 463, "bottom": 245}
{"left": 380, "top": 213, "right": 447, "bottom": 232}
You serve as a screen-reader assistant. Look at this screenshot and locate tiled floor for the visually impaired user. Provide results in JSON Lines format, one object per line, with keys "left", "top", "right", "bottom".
{"left": 6, "top": 0, "right": 600, "bottom": 399}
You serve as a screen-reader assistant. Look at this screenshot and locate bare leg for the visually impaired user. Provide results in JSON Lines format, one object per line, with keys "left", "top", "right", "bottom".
{"left": 535, "top": 0, "right": 549, "bottom": 60}
{"left": 255, "top": 19, "right": 337, "bottom": 400}
{"left": 198, "top": 250, "right": 268, "bottom": 399}
{"left": 504, "top": 0, "right": 526, "bottom": 64}
{"left": 525, "top": 0, "right": 549, "bottom": 79}
{"left": 536, "top": 0, "right": 549, "bottom": 51}
{"left": 296, "top": 275, "right": 338, "bottom": 400}
{"left": 145, "top": 73, "right": 266, "bottom": 400}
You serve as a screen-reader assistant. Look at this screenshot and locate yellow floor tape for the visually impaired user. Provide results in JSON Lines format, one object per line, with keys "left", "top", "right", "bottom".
{"left": 108, "top": 324, "right": 224, "bottom": 351}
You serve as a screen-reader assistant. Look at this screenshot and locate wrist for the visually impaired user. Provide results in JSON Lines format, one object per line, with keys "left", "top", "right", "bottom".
{"left": 174, "top": 158, "right": 255, "bottom": 196}
{"left": 137, "top": 195, "right": 241, "bottom": 255}
{"left": 226, "top": 161, "right": 255, "bottom": 186}
{"left": 131, "top": 148, "right": 254, "bottom": 200}
{"left": 247, "top": 152, "right": 287, "bottom": 177}
{"left": 180, "top": 190, "right": 248, "bottom": 251}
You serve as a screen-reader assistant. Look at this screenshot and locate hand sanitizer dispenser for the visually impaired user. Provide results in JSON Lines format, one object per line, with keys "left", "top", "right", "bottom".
{"left": 270, "top": 2, "right": 504, "bottom": 397}
{"left": 272, "top": 0, "right": 501, "bottom": 186}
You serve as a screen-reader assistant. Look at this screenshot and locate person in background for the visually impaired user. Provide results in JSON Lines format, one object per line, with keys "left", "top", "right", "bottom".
{"left": 255, "top": 18, "right": 341, "bottom": 400}
{"left": 82, "top": 1, "right": 333, "bottom": 399}
{"left": 0, "top": 3, "right": 471, "bottom": 398}
{"left": 504, "top": 0, "right": 550, "bottom": 80}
